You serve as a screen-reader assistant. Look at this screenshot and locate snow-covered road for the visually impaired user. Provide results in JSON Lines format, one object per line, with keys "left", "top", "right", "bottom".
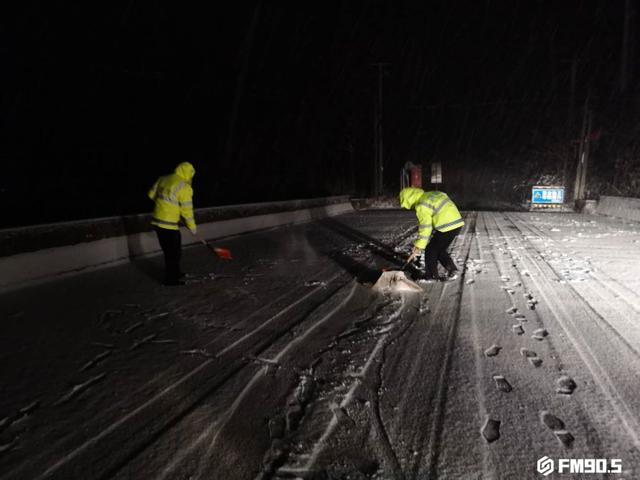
{"left": 1, "top": 210, "right": 640, "bottom": 479}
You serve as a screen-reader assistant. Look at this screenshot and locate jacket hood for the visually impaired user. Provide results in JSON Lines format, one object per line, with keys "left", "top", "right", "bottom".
{"left": 174, "top": 162, "right": 195, "bottom": 182}
{"left": 399, "top": 187, "right": 424, "bottom": 209}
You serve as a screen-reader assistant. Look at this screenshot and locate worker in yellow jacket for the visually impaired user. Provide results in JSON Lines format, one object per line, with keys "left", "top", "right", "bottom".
{"left": 148, "top": 162, "right": 197, "bottom": 286}
{"left": 399, "top": 187, "right": 464, "bottom": 280}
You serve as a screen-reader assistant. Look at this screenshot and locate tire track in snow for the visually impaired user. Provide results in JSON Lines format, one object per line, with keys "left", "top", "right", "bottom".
{"left": 509, "top": 213, "right": 640, "bottom": 355}
{"left": 106, "top": 274, "right": 350, "bottom": 480}
{"left": 492, "top": 213, "right": 640, "bottom": 450}
{"left": 505, "top": 214, "right": 640, "bottom": 364}
{"left": 401, "top": 213, "right": 477, "bottom": 480}
{"left": 475, "top": 213, "right": 608, "bottom": 471}
{"left": 429, "top": 213, "right": 495, "bottom": 477}
{"left": 200, "top": 264, "right": 337, "bottom": 350}
{"left": 420, "top": 216, "right": 486, "bottom": 480}
{"left": 365, "top": 312, "right": 415, "bottom": 480}
{"left": 158, "top": 281, "right": 359, "bottom": 480}
{"left": 513, "top": 211, "right": 640, "bottom": 307}
{"left": 0, "top": 212, "right": 417, "bottom": 480}
{"left": 87, "top": 274, "right": 330, "bottom": 430}
{"left": 418, "top": 213, "right": 497, "bottom": 480}
{"left": 479, "top": 213, "right": 566, "bottom": 372}
{"left": 284, "top": 295, "right": 410, "bottom": 478}
{"left": 21, "top": 273, "right": 346, "bottom": 480}
{"left": 395, "top": 220, "right": 469, "bottom": 424}
{"left": 465, "top": 214, "right": 495, "bottom": 477}
{"left": 513, "top": 212, "right": 640, "bottom": 311}
{"left": 212, "top": 273, "right": 340, "bottom": 358}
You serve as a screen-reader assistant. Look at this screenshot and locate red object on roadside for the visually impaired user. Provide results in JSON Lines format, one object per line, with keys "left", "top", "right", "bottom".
{"left": 214, "top": 247, "right": 233, "bottom": 260}
{"left": 410, "top": 165, "right": 422, "bottom": 187}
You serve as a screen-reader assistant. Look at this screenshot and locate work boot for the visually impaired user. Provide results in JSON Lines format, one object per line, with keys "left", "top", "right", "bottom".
{"left": 423, "top": 273, "right": 447, "bottom": 282}
{"left": 446, "top": 268, "right": 459, "bottom": 280}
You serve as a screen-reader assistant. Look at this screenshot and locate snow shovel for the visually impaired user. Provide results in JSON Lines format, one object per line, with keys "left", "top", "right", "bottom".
{"left": 372, "top": 252, "right": 422, "bottom": 293}
{"left": 195, "top": 234, "right": 232, "bottom": 260}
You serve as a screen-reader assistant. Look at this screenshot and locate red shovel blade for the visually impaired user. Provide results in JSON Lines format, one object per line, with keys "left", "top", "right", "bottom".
{"left": 214, "top": 247, "right": 232, "bottom": 260}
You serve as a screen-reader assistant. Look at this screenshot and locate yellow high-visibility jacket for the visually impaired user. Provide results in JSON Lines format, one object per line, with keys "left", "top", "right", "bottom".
{"left": 399, "top": 187, "right": 464, "bottom": 249}
{"left": 148, "top": 162, "right": 197, "bottom": 232}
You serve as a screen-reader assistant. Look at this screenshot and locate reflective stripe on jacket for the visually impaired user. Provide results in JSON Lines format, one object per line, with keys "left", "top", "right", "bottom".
{"left": 148, "top": 162, "right": 196, "bottom": 231}
{"left": 399, "top": 187, "right": 464, "bottom": 249}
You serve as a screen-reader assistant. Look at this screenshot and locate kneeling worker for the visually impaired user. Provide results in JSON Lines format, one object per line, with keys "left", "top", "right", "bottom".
{"left": 399, "top": 187, "right": 464, "bottom": 280}
{"left": 148, "top": 162, "right": 197, "bottom": 286}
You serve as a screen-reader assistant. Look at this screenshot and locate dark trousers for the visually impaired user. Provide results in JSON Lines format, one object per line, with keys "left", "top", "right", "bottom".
{"left": 154, "top": 226, "right": 182, "bottom": 283}
{"left": 424, "top": 227, "right": 461, "bottom": 278}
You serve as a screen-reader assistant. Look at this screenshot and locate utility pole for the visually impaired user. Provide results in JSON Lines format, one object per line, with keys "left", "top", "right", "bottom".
{"left": 372, "top": 63, "right": 389, "bottom": 196}
{"left": 563, "top": 57, "right": 577, "bottom": 186}
{"left": 573, "top": 97, "right": 592, "bottom": 202}
{"left": 580, "top": 111, "right": 593, "bottom": 200}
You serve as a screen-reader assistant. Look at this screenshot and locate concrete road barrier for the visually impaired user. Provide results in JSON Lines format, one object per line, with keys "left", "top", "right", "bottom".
{"left": 0, "top": 197, "right": 353, "bottom": 292}
{"left": 596, "top": 195, "right": 640, "bottom": 222}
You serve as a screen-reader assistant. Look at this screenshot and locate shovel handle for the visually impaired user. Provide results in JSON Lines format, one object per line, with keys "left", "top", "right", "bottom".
{"left": 405, "top": 251, "right": 417, "bottom": 266}
{"left": 196, "top": 234, "right": 232, "bottom": 260}
{"left": 194, "top": 233, "right": 207, "bottom": 245}
{"left": 195, "top": 233, "right": 213, "bottom": 251}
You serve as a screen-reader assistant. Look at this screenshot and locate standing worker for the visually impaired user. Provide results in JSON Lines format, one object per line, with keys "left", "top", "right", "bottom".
{"left": 148, "top": 162, "right": 197, "bottom": 286}
{"left": 399, "top": 187, "right": 464, "bottom": 281}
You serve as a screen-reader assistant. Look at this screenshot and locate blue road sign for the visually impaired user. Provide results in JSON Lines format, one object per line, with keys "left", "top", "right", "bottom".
{"left": 532, "top": 186, "right": 565, "bottom": 204}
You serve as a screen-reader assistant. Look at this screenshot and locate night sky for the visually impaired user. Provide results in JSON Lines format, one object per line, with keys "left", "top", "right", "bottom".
{"left": 1, "top": 1, "right": 636, "bottom": 227}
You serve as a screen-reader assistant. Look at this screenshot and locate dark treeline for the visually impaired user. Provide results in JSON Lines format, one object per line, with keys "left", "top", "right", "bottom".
{"left": 1, "top": 1, "right": 639, "bottom": 227}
